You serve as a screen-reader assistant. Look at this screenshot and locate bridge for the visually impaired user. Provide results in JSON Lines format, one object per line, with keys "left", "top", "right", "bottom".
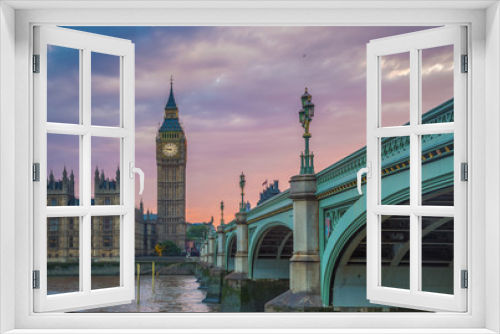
{"left": 196, "top": 99, "right": 455, "bottom": 311}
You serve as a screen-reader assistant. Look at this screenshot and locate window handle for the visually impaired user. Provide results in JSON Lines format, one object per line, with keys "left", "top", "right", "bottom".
{"left": 129, "top": 162, "right": 145, "bottom": 195}
{"left": 357, "top": 162, "right": 371, "bottom": 195}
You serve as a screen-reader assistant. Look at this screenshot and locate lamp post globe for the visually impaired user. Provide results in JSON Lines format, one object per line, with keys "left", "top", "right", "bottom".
{"left": 298, "top": 87, "right": 315, "bottom": 174}
{"left": 239, "top": 172, "right": 246, "bottom": 189}
{"left": 305, "top": 99, "right": 315, "bottom": 119}
{"left": 301, "top": 87, "right": 311, "bottom": 108}
{"left": 299, "top": 109, "right": 305, "bottom": 124}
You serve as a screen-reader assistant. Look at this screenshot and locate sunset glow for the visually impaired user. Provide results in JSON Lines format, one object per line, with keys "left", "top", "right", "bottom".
{"left": 47, "top": 26, "right": 453, "bottom": 224}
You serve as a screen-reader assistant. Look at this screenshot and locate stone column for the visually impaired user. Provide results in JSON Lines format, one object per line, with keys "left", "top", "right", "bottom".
{"left": 234, "top": 212, "right": 248, "bottom": 276}
{"left": 203, "top": 240, "right": 209, "bottom": 264}
{"left": 221, "top": 212, "right": 251, "bottom": 311}
{"left": 200, "top": 240, "right": 207, "bottom": 263}
{"left": 216, "top": 225, "right": 226, "bottom": 269}
{"left": 197, "top": 240, "right": 210, "bottom": 290}
{"left": 265, "top": 174, "right": 323, "bottom": 311}
{"left": 207, "top": 234, "right": 216, "bottom": 267}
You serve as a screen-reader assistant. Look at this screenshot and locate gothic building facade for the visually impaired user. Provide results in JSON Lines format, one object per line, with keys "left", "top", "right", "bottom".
{"left": 46, "top": 167, "right": 156, "bottom": 262}
{"left": 257, "top": 180, "right": 281, "bottom": 205}
{"left": 46, "top": 81, "right": 189, "bottom": 260}
{"left": 156, "top": 81, "right": 187, "bottom": 250}
{"left": 135, "top": 204, "right": 158, "bottom": 257}
{"left": 46, "top": 168, "right": 79, "bottom": 262}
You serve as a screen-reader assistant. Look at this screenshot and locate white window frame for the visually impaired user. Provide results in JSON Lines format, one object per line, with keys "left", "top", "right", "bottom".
{"left": 33, "top": 26, "right": 136, "bottom": 312}
{"left": 366, "top": 26, "right": 467, "bottom": 312}
{"left": 0, "top": 2, "right": 499, "bottom": 333}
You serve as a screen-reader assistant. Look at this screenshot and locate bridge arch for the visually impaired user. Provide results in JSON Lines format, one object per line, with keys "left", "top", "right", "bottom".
{"left": 321, "top": 194, "right": 367, "bottom": 306}
{"left": 248, "top": 221, "right": 292, "bottom": 279}
{"left": 213, "top": 237, "right": 218, "bottom": 267}
{"left": 225, "top": 233, "right": 237, "bottom": 271}
{"left": 321, "top": 185, "right": 454, "bottom": 307}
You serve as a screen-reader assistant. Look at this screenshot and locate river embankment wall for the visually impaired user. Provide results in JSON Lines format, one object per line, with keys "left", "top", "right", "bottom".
{"left": 47, "top": 257, "right": 198, "bottom": 276}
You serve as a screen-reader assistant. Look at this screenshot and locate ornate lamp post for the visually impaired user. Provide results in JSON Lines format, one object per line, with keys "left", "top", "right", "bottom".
{"left": 220, "top": 200, "right": 225, "bottom": 225}
{"left": 239, "top": 172, "right": 246, "bottom": 212}
{"left": 299, "top": 87, "right": 315, "bottom": 174}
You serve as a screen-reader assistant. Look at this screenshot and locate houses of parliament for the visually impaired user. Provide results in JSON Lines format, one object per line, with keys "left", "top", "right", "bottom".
{"left": 46, "top": 82, "right": 188, "bottom": 262}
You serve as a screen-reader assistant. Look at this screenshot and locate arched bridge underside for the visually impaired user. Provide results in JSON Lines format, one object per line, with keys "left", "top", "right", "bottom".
{"left": 325, "top": 187, "right": 454, "bottom": 309}
{"left": 226, "top": 234, "right": 237, "bottom": 271}
{"left": 251, "top": 225, "right": 293, "bottom": 279}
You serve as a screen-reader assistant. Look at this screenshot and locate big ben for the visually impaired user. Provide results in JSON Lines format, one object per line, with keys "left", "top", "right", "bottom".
{"left": 156, "top": 79, "right": 187, "bottom": 250}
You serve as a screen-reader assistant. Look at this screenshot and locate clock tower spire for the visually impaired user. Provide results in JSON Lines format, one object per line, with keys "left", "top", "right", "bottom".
{"left": 164, "top": 75, "right": 178, "bottom": 117}
{"left": 156, "top": 77, "right": 187, "bottom": 251}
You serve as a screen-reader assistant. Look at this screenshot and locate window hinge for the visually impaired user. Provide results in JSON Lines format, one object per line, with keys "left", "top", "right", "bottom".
{"left": 33, "top": 163, "right": 40, "bottom": 182}
{"left": 33, "top": 54, "right": 40, "bottom": 73}
{"left": 33, "top": 270, "right": 40, "bottom": 289}
{"left": 461, "top": 162, "right": 468, "bottom": 181}
{"left": 461, "top": 270, "right": 468, "bottom": 289}
{"left": 461, "top": 54, "right": 468, "bottom": 73}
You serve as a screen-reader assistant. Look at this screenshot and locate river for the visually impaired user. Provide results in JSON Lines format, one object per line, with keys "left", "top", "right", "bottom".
{"left": 48, "top": 275, "right": 220, "bottom": 312}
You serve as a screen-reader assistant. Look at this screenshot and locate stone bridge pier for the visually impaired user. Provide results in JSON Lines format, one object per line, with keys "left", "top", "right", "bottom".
{"left": 266, "top": 174, "right": 323, "bottom": 311}
{"left": 207, "top": 234, "right": 216, "bottom": 267}
{"left": 216, "top": 225, "right": 226, "bottom": 268}
{"left": 220, "top": 209, "right": 290, "bottom": 312}
{"left": 203, "top": 224, "right": 228, "bottom": 303}
{"left": 220, "top": 212, "right": 251, "bottom": 311}
{"left": 196, "top": 240, "right": 211, "bottom": 290}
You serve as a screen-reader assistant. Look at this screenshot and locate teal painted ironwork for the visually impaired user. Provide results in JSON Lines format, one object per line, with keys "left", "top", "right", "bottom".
{"left": 239, "top": 172, "right": 246, "bottom": 212}
{"left": 299, "top": 88, "right": 315, "bottom": 174}
{"left": 212, "top": 98, "right": 456, "bottom": 307}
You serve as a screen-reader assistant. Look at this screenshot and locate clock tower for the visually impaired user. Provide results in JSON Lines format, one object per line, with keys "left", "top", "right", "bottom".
{"left": 156, "top": 79, "right": 187, "bottom": 250}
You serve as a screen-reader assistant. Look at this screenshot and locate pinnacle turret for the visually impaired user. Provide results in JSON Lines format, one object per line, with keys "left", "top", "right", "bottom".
{"left": 116, "top": 166, "right": 120, "bottom": 183}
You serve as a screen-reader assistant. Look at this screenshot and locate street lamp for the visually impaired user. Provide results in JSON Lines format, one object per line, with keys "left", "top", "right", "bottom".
{"left": 239, "top": 172, "right": 246, "bottom": 212}
{"left": 220, "top": 200, "right": 225, "bottom": 225}
{"left": 299, "top": 87, "right": 315, "bottom": 174}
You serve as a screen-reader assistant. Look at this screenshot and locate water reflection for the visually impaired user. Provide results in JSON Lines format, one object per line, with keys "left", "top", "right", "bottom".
{"left": 48, "top": 276, "right": 81, "bottom": 295}
{"left": 71, "top": 275, "right": 220, "bottom": 312}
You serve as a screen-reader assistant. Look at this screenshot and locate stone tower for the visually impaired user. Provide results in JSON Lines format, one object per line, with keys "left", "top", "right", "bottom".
{"left": 156, "top": 79, "right": 187, "bottom": 251}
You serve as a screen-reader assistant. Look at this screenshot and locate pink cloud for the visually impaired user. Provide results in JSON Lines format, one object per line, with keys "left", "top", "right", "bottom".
{"left": 51, "top": 26, "right": 452, "bottom": 224}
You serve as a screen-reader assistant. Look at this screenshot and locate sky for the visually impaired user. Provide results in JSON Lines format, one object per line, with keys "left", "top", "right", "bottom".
{"left": 46, "top": 26, "right": 453, "bottom": 224}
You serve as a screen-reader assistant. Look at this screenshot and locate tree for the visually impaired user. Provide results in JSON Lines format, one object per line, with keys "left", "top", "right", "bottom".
{"left": 154, "top": 240, "right": 182, "bottom": 256}
{"left": 186, "top": 224, "right": 209, "bottom": 240}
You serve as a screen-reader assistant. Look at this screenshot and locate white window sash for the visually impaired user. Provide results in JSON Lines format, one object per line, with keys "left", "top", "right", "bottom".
{"left": 366, "top": 26, "right": 467, "bottom": 312}
{"left": 33, "top": 26, "right": 136, "bottom": 313}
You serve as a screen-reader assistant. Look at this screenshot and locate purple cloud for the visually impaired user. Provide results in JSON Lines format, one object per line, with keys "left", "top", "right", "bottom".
{"left": 49, "top": 26, "right": 452, "bottom": 223}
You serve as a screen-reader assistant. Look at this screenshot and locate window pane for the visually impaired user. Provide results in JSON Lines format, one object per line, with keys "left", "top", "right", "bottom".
{"left": 381, "top": 52, "right": 410, "bottom": 127}
{"left": 91, "top": 52, "right": 120, "bottom": 127}
{"left": 421, "top": 133, "right": 454, "bottom": 206}
{"left": 381, "top": 136, "right": 410, "bottom": 205}
{"left": 47, "top": 217, "right": 80, "bottom": 295}
{"left": 381, "top": 215, "right": 410, "bottom": 290}
{"left": 421, "top": 45, "right": 454, "bottom": 123}
{"left": 91, "top": 215, "right": 120, "bottom": 290}
{"left": 421, "top": 216, "right": 454, "bottom": 294}
{"left": 47, "top": 134, "right": 80, "bottom": 206}
{"left": 47, "top": 45, "right": 80, "bottom": 124}
{"left": 91, "top": 137, "right": 121, "bottom": 205}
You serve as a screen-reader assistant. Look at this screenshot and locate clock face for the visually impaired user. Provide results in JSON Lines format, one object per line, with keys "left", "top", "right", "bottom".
{"left": 163, "top": 143, "right": 179, "bottom": 157}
